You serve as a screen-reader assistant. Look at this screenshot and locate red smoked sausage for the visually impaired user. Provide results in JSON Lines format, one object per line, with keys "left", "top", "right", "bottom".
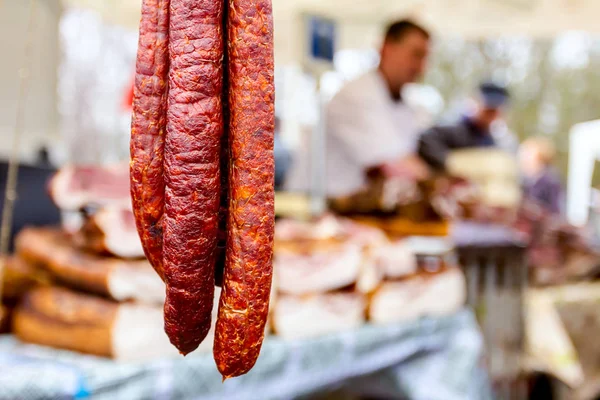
{"left": 213, "top": 0, "right": 275, "bottom": 378}
{"left": 130, "top": 0, "right": 170, "bottom": 281}
{"left": 163, "top": 0, "right": 224, "bottom": 355}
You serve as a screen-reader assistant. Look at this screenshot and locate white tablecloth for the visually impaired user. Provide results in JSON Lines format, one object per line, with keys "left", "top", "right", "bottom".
{"left": 0, "top": 310, "right": 491, "bottom": 400}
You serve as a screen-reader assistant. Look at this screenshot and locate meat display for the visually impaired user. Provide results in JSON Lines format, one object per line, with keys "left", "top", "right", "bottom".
{"left": 76, "top": 207, "right": 145, "bottom": 259}
{"left": 15, "top": 228, "right": 164, "bottom": 305}
{"left": 1, "top": 256, "right": 50, "bottom": 301}
{"left": 0, "top": 305, "right": 10, "bottom": 334}
{"left": 14, "top": 286, "right": 118, "bottom": 357}
{"left": 275, "top": 215, "right": 350, "bottom": 241}
{"left": 274, "top": 217, "right": 418, "bottom": 296}
{"left": 46, "top": 166, "right": 148, "bottom": 260}
{"left": 272, "top": 293, "right": 366, "bottom": 340}
{"left": 214, "top": 0, "right": 276, "bottom": 378}
{"left": 12, "top": 286, "right": 220, "bottom": 361}
{"left": 129, "top": 0, "right": 170, "bottom": 280}
{"left": 48, "top": 164, "right": 131, "bottom": 210}
{"left": 128, "top": 0, "right": 275, "bottom": 375}
{"left": 161, "top": 0, "right": 224, "bottom": 356}
{"left": 375, "top": 240, "right": 418, "bottom": 280}
{"left": 369, "top": 268, "right": 466, "bottom": 325}
{"left": 327, "top": 153, "right": 523, "bottom": 231}
{"left": 275, "top": 239, "right": 364, "bottom": 296}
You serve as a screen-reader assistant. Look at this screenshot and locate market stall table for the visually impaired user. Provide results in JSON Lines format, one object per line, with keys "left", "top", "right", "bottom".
{"left": 0, "top": 310, "right": 490, "bottom": 400}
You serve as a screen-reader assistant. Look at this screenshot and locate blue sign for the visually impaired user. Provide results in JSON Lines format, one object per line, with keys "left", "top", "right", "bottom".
{"left": 308, "top": 16, "right": 336, "bottom": 63}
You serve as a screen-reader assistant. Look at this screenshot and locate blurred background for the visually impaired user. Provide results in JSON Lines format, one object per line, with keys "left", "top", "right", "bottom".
{"left": 3, "top": 0, "right": 600, "bottom": 399}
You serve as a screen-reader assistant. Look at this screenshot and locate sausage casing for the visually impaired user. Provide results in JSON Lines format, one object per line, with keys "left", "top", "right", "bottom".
{"left": 163, "top": 0, "right": 224, "bottom": 355}
{"left": 213, "top": 0, "right": 275, "bottom": 378}
{"left": 130, "top": 0, "right": 170, "bottom": 280}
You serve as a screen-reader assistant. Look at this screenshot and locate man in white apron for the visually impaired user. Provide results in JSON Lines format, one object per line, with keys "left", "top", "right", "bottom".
{"left": 326, "top": 20, "right": 432, "bottom": 198}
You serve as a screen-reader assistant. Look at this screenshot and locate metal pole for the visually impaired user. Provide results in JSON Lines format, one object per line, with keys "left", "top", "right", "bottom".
{"left": 310, "top": 82, "right": 327, "bottom": 217}
{"left": 0, "top": 0, "right": 37, "bottom": 303}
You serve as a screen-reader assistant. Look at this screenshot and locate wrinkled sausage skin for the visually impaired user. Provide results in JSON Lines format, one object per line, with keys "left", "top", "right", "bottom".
{"left": 214, "top": 0, "right": 275, "bottom": 378}
{"left": 163, "top": 0, "right": 224, "bottom": 355}
{"left": 130, "top": 0, "right": 170, "bottom": 281}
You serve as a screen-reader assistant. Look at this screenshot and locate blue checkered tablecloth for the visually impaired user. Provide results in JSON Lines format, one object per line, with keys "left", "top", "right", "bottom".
{"left": 0, "top": 310, "right": 491, "bottom": 400}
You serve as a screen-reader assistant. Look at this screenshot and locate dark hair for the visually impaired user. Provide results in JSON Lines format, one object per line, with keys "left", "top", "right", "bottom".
{"left": 384, "top": 19, "right": 430, "bottom": 43}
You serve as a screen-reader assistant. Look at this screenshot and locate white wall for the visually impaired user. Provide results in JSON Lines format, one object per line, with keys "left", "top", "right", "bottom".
{"left": 0, "top": 0, "right": 61, "bottom": 164}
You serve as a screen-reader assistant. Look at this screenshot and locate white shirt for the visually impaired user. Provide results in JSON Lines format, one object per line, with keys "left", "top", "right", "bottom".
{"left": 325, "top": 70, "right": 419, "bottom": 197}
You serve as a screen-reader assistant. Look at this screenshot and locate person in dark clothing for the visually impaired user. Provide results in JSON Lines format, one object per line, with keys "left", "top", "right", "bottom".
{"left": 418, "top": 82, "right": 511, "bottom": 170}
{"left": 519, "top": 137, "right": 564, "bottom": 214}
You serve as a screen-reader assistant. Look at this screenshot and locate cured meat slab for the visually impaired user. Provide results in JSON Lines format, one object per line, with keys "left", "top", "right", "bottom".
{"left": 49, "top": 165, "right": 131, "bottom": 211}
{"left": 369, "top": 268, "right": 466, "bottom": 325}
{"left": 76, "top": 207, "right": 145, "bottom": 259}
{"left": 15, "top": 228, "right": 164, "bottom": 305}
{"left": 272, "top": 292, "right": 366, "bottom": 340}
{"left": 1, "top": 256, "right": 51, "bottom": 301}
{"left": 13, "top": 286, "right": 222, "bottom": 360}
{"left": 275, "top": 239, "right": 364, "bottom": 296}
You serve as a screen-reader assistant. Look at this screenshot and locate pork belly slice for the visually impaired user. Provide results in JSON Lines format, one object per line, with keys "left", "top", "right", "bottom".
{"left": 273, "top": 292, "right": 366, "bottom": 340}
{"left": 369, "top": 267, "right": 466, "bottom": 325}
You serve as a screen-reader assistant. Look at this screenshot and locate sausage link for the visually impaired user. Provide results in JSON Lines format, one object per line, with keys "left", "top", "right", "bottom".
{"left": 163, "top": 0, "right": 224, "bottom": 355}
{"left": 214, "top": 0, "right": 275, "bottom": 378}
{"left": 129, "top": 0, "right": 170, "bottom": 281}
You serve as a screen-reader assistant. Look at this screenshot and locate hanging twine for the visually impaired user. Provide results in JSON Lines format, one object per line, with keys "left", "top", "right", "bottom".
{"left": 0, "top": 0, "right": 38, "bottom": 306}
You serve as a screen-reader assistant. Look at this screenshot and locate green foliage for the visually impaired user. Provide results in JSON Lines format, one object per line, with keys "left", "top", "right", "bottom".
{"left": 424, "top": 35, "right": 600, "bottom": 185}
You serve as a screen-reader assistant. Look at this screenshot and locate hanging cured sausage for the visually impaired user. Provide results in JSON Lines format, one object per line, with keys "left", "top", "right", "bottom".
{"left": 162, "top": 0, "right": 225, "bottom": 355}
{"left": 130, "top": 0, "right": 274, "bottom": 372}
{"left": 213, "top": 0, "right": 276, "bottom": 378}
{"left": 130, "top": 0, "right": 170, "bottom": 281}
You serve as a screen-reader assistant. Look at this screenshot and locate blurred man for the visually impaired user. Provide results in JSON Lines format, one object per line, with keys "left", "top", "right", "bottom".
{"left": 418, "top": 82, "right": 511, "bottom": 171}
{"left": 326, "top": 19, "right": 431, "bottom": 198}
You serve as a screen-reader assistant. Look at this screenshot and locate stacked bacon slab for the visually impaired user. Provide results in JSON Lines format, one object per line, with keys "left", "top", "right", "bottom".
{"left": 130, "top": 0, "right": 275, "bottom": 378}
